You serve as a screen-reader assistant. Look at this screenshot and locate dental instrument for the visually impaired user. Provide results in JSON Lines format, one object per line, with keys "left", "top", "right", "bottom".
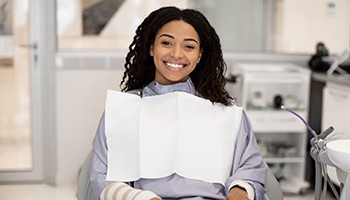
{"left": 281, "top": 105, "right": 350, "bottom": 200}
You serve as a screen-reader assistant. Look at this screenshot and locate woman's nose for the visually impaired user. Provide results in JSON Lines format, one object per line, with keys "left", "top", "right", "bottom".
{"left": 171, "top": 46, "right": 183, "bottom": 58}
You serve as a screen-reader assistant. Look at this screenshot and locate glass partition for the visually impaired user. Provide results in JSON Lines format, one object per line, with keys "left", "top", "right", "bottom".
{"left": 0, "top": 0, "right": 32, "bottom": 172}
{"left": 56, "top": 0, "right": 350, "bottom": 54}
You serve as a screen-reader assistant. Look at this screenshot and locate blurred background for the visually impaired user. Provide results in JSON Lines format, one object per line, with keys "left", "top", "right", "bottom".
{"left": 0, "top": 0, "right": 349, "bottom": 199}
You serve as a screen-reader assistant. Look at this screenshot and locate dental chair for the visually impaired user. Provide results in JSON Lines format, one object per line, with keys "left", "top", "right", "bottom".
{"left": 77, "top": 151, "right": 284, "bottom": 200}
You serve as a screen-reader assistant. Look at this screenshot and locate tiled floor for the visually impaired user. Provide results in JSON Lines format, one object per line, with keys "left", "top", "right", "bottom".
{"left": 0, "top": 183, "right": 337, "bottom": 200}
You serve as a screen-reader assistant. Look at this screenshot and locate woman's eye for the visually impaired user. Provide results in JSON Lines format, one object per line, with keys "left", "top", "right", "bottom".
{"left": 185, "top": 45, "right": 195, "bottom": 49}
{"left": 161, "top": 41, "right": 171, "bottom": 46}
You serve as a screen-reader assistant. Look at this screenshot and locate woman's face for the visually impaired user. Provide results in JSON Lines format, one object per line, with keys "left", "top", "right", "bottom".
{"left": 150, "top": 20, "right": 202, "bottom": 85}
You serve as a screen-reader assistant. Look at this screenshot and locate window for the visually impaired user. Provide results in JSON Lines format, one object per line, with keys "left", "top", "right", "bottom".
{"left": 56, "top": 0, "right": 350, "bottom": 54}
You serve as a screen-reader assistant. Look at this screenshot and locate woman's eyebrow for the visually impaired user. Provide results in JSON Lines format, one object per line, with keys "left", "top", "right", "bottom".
{"left": 159, "top": 34, "right": 199, "bottom": 44}
{"left": 184, "top": 38, "right": 199, "bottom": 44}
{"left": 159, "top": 33, "right": 174, "bottom": 39}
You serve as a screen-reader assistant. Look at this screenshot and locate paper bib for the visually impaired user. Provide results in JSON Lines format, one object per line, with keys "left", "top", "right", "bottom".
{"left": 105, "top": 90, "right": 243, "bottom": 185}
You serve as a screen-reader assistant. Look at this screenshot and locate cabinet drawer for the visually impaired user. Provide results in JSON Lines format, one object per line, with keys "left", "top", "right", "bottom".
{"left": 247, "top": 110, "right": 308, "bottom": 132}
{"left": 322, "top": 86, "right": 350, "bottom": 134}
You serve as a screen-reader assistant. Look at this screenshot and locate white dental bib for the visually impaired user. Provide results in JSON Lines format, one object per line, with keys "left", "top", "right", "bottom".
{"left": 105, "top": 90, "right": 243, "bottom": 185}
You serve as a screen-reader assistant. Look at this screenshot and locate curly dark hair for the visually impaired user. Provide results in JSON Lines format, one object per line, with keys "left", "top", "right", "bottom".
{"left": 120, "top": 6, "right": 232, "bottom": 106}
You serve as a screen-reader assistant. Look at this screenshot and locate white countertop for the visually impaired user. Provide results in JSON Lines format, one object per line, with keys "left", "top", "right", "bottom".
{"left": 312, "top": 72, "right": 350, "bottom": 86}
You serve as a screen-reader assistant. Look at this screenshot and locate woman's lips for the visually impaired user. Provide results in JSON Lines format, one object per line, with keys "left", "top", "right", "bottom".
{"left": 165, "top": 62, "right": 186, "bottom": 69}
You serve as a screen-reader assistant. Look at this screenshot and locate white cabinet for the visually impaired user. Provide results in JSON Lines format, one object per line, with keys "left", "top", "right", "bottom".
{"left": 322, "top": 82, "right": 350, "bottom": 186}
{"left": 226, "top": 63, "right": 311, "bottom": 193}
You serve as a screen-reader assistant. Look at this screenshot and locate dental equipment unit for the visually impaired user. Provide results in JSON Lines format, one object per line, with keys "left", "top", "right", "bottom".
{"left": 281, "top": 105, "right": 350, "bottom": 200}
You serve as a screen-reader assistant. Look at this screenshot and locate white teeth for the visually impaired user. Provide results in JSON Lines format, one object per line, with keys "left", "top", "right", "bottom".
{"left": 166, "top": 62, "right": 184, "bottom": 68}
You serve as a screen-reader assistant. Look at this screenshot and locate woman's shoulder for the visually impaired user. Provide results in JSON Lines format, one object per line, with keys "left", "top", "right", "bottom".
{"left": 229, "top": 97, "right": 240, "bottom": 107}
{"left": 125, "top": 89, "right": 143, "bottom": 96}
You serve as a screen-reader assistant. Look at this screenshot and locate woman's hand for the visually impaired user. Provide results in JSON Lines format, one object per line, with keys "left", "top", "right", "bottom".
{"left": 150, "top": 198, "right": 162, "bottom": 200}
{"left": 224, "top": 186, "right": 249, "bottom": 200}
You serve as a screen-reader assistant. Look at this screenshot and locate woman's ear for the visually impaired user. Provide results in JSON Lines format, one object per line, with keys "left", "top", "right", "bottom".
{"left": 150, "top": 45, "right": 154, "bottom": 56}
{"left": 197, "top": 51, "right": 202, "bottom": 63}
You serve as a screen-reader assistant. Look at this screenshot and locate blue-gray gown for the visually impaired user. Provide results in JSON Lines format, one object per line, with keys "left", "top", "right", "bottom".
{"left": 88, "top": 78, "right": 270, "bottom": 200}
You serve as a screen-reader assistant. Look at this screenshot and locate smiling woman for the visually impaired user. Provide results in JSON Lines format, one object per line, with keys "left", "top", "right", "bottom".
{"left": 87, "top": 6, "right": 271, "bottom": 200}
{"left": 150, "top": 20, "right": 201, "bottom": 85}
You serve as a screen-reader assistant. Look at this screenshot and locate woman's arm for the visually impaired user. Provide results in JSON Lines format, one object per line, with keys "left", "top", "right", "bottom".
{"left": 88, "top": 112, "right": 111, "bottom": 200}
{"left": 100, "top": 182, "right": 160, "bottom": 200}
{"left": 225, "top": 111, "right": 270, "bottom": 200}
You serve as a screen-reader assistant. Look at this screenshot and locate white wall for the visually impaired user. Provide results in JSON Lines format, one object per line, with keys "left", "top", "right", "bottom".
{"left": 55, "top": 69, "right": 124, "bottom": 185}
{"left": 274, "top": 0, "right": 350, "bottom": 54}
{"left": 57, "top": 0, "right": 81, "bottom": 36}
